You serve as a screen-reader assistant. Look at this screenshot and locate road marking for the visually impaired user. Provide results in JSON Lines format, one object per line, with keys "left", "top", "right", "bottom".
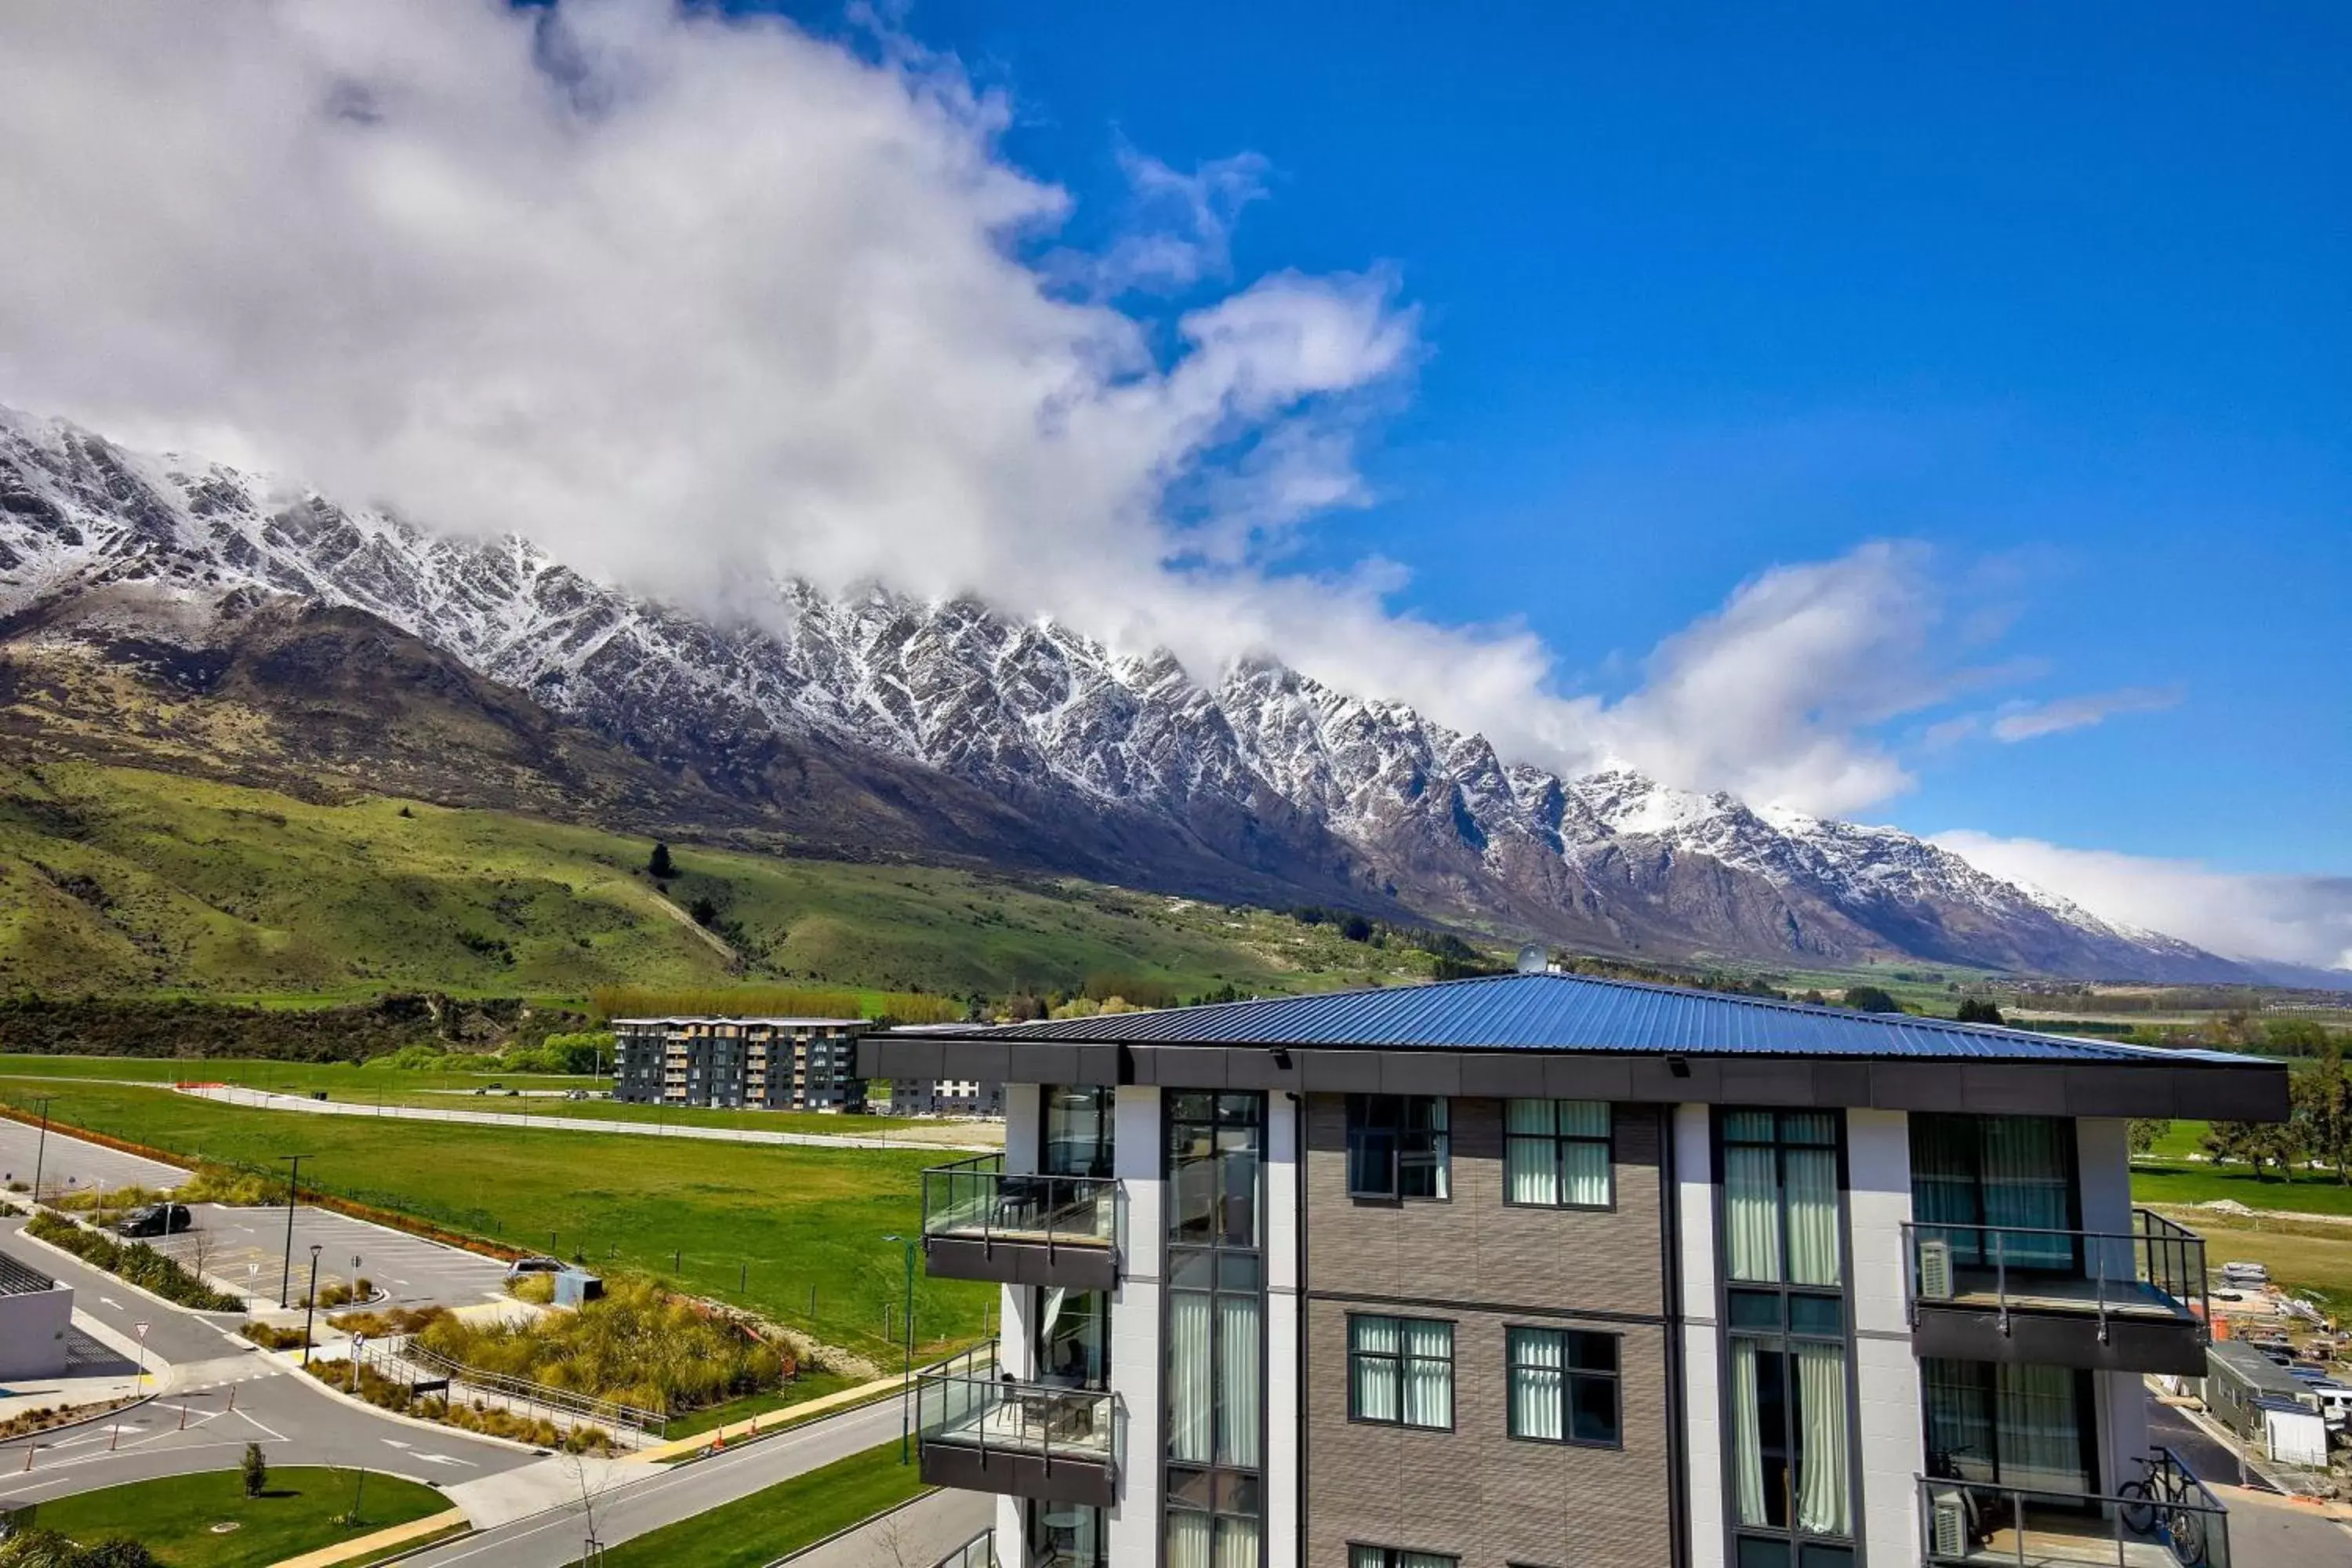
{"left": 383, "top": 1439, "right": 412, "bottom": 1450}
{"left": 416, "top": 1452, "right": 474, "bottom": 1468}
{"left": 99, "top": 1296, "right": 122, "bottom": 1309}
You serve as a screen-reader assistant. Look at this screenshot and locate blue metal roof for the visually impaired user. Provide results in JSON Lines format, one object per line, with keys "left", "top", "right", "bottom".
{"left": 959, "top": 971, "right": 2267, "bottom": 1064}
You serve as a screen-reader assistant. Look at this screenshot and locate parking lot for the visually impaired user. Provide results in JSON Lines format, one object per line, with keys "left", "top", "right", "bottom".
{"left": 152, "top": 1203, "right": 511, "bottom": 1311}
{"left": 0, "top": 1119, "right": 186, "bottom": 1198}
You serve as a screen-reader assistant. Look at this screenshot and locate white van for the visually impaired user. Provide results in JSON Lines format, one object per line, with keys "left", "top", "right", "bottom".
{"left": 2310, "top": 1383, "right": 2352, "bottom": 1431}
{"left": 2220, "top": 1260, "right": 2271, "bottom": 1286}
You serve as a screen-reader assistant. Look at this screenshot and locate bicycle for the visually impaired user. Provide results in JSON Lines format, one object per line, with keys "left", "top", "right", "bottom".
{"left": 2116, "top": 1453, "right": 2207, "bottom": 1568}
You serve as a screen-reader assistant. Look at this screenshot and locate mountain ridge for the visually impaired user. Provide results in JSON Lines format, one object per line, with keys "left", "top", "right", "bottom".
{"left": 0, "top": 407, "right": 2295, "bottom": 984}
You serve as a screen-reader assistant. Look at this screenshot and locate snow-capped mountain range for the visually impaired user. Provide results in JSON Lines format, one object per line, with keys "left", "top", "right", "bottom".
{"left": 0, "top": 408, "right": 2259, "bottom": 980}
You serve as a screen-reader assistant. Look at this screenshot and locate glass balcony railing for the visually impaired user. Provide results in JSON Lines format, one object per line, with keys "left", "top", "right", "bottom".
{"left": 1920, "top": 1448, "right": 2228, "bottom": 1568}
{"left": 916, "top": 1348, "right": 1120, "bottom": 1479}
{"left": 922, "top": 1154, "right": 1118, "bottom": 1255}
{"left": 1903, "top": 1210, "right": 2209, "bottom": 1333}
{"left": 931, "top": 1531, "right": 996, "bottom": 1568}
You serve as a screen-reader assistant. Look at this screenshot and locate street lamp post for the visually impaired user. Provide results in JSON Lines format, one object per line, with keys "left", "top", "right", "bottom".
{"left": 276, "top": 1154, "right": 309, "bottom": 1308}
{"left": 882, "top": 1233, "right": 916, "bottom": 1464}
{"left": 27, "top": 1097, "right": 54, "bottom": 1207}
{"left": 302, "top": 1244, "right": 323, "bottom": 1367}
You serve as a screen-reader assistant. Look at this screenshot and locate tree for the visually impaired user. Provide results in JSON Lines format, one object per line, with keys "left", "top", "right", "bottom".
{"left": 1339, "top": 916, "right": 1373, "bottom": 943}
{"left": 647, "top": 842, "right": 676, "bottom": 880}
{"left": 2127, "top": 1120, "right": 2172, "bottom": 1159}
{"left": 0, "top": 1530, "right": 161, "bottom": 1567}
{"left": 242, "top": 1441, "right": 268, "bottom": 1499}
{"left": 1843, "top": 985, "right": 1902, "bottom": 1014}
{"left": 1955, "top": 998, "right": 2007, "bottom": 1026}
{"left": 688, "top": 895, "right": 719, "bottom": 927}
{"left": 2294, "top": 1050, "right": 2352, "bottom": 1183}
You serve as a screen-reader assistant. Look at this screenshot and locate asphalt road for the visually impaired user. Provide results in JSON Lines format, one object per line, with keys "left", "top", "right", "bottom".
{"left": 411, "top": 1398, "right": 906, "bottom": 1568}
{"left": 152, "top": 1203, "right": 511, "bottom": 1312}
{"left": 0, "top": 1120, "right": 186, "bottom": 1197}
{"left": 0, "top": 1218, "right": 536, "bottom": 1509}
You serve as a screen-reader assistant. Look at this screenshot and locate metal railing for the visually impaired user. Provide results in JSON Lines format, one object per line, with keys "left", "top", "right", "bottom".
{"left": 916, "top": 1338, "right": 1120, "bottom": 1481}
{"left": 922, "top": 1154, "right": 1119, "bottom": 1257}
{"left": 931, "top": 1530, "right": 996, "bottom": 1568}
{"left": 365, "top": 1336, "right": 667, "bottom": 1439}
{"left": 1919, "top": 1447, "right": 2229, "bottom": 1568}
{"left": 1903, "top": 1209, "right": 2209, "bottom": 1339}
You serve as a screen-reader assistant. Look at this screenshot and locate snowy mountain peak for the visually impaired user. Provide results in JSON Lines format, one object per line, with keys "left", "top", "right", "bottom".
{"left": 0, "top": 408, "right": 2253, "bottom": 981}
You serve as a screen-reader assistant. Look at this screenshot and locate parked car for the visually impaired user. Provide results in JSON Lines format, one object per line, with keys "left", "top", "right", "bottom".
{"left": 505, "top": 1255, "right": 564, "bottom": 1281}
{"left": 114, "top": 1202, "right": 194, "bottom": 1238}
{"left": 2221, "top": 1261, "right": 2272, "bottom": 1286}
{"left": 565, "top": 1089, "right": 591, "bottom": 1102}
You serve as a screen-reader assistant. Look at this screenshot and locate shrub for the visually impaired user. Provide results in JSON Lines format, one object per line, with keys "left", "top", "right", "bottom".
{"left": 418, "top": 1272, "right": 785, "bottom": 1415}
{"left": 241, "top": 1441, "right": 267, "bottom": 1498}
{"left": 0, "top": 1528, "right": 162, "bottom": 1567}
{"left": 315, "top": 1276, "right": 375, "bottom": 1308}
{"left": 176, "top": 1163, "right": 278, "bottom": 1206}
{"left": 329, "top": 1305, "right": 448, "bottom": 1338}
{"left": 241, "top": 1323, "right": 312, "bottom": 1352}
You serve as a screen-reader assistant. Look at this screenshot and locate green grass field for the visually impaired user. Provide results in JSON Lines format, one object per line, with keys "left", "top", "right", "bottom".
{"left": 0, "top": 761, "right": 1462, "bottom": 1001}
{"left": 2132, "top": 1160, "right": 2352, "bottom": 1218}
{"left": 591, "top": 1439, "right": 928, "bottom": 1568}
{"left": 0, "top": 1055, "right": 975, "bottom": 1138}
{"left": 28, "top": 1466, "right": 447, "bottom": 1567}
{"left": 0, "top": 1078, "right": 988, "bottom": 1363}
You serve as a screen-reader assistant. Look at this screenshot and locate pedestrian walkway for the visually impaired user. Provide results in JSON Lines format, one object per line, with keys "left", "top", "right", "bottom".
{"left": 178, "top": 1086, "right": 998, "bottom": 1154}
{"left": 264, "top": 1506, "right": 469, "bottom": 1568}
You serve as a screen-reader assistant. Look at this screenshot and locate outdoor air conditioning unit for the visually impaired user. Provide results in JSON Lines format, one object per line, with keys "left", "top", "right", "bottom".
{"left": 1929, "top": 1494, "right": 1969, "bottom": 1559}
{"left": 1918, "top": 1238, "right": 1956, "bottom": 1301}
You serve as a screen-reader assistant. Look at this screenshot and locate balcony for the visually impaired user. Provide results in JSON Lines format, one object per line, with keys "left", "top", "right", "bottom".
{"left": 932, "top": 1531, "right": 996, "bottom": 1568}
{"left": 1903, "top": 1210, "right": 2209, "bottom": 1374}
{"left": 920, "top": 1154, "right": 1119, "bottom": 1290}
{"left": 916, "top": 1352, "right": 1119, "bottom": 1508}
{"left": 1920, "top": 1448, "right": 2229, "bottom": 1568}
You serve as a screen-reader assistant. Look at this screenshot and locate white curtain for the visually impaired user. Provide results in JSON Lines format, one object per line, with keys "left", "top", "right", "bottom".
{"left": 1730, "top": 1338, "right": 1767, "bottom": 1526}
{"left": 1982, "top": 1116, "right": 2074, "bottom": 1270}
{"left": 1167, "top": 1510, "right": 1213, "bottom": 1568}
{"left": 1563, "top": 1138, "right": 1610, "bottom": 1206}
{"left": 1218, "top": 1294, "right": 1261, "bottom": 1466}
{"left": 1402, "top": 1319, "right": 1452, "bottom": 1428}
{"left": 1350, "top": 1315, "right": 1399, "bottom": 1421}
{"left": 1399, "top": 1555, "right": 1456, "bottom": 1568}
{"left": 1793, "top": 1341, "right": 1852, "bottom": 1537}
{"left": 1348, "top": 1550, "right": 1384, "bottom": 1568}
{"left": 1506, "top": 1099, "right": 1556, "bottom": 1204}
{"left": 1998, "top": 1363, "right": 2086, "bottom": 1496}
{"left": 1215, "top": 1518, "right": 1262, "bottom": 1568}
{"left": 1784, "top": 1148, "right": 1842, "bottom": 1287}
{"left": 1725, "top": 1145, "right": 1782, "bottom": 1282}
{"left": 1169, "top": 1292, "right": 1213, "bottom": 1463}
{"left": 1509, "top": 1328, "right": 1564, "bottom": 1439}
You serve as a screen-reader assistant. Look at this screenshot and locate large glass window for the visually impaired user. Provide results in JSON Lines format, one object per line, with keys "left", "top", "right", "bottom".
{"left": 1167, "top": 1092, "right": 1265, "bottom": 1568}
{"left": 1345, "top": 1095, "right": 1450, "bottom": 1200}
{"left": 1506, "top": 1327, "right": 1620, "bottom": 1446}
{"left": 1504, "top": 1099, "right": 1613, "bottom": 1207}
{"left": 1043, "top": 1085, "right": 1114, "bottom": 1178}
{"left": 1347, "top": 1315, "right": 1453, "bottom": 1429}
{"left": 1029, "top": 1501, "right": 1107, "bottom": 1568}
{"left": 1911, "top": 1113, "right": 2078, "bottom": 1271}
{"left": 1036, "top": 1287, "right": 1108, "bottom": 1388}
{"left": 1720, "top": 1109, "right": 1853, "bottom": 1567}
{"left": 1923, "top": 1359, "right": 2095, "bottom": 1497}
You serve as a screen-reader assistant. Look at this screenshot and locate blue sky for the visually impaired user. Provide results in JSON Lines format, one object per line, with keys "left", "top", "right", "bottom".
{"left": 4, "top": 1, "right": 2343, "bottom": 962}
{"left": 790, "top": 1, "right": 2348, "bottom": 875}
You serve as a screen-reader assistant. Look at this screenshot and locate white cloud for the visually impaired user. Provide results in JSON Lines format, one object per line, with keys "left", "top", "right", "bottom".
{"left": 1934, "top": 831, "right": 2352, "bottom": 973}
{"left": 0, "top": 1, "right": 2163, "bottom": 826}
{"left": 1987, "top": 686, "right": 2181, "bottom": 742}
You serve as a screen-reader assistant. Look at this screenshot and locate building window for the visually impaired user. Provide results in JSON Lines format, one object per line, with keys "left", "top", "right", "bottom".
{"left": 1719, "top": 1109, "right": 1854, "bottom": 1565}
{"left": 1345, "top": 1095, "right": 1450, "bottom": 1200}
{"left": 1167, "top": 1092, "right": 1265, "bottom": 1568}
{"left": 1504, "top": 1099, "right": 1613, "bottom": 1207}
{"left": 1349, "top": 1548, "right": 1459, "bottom": 1568}
{"left": 1043, "top": 1085, "right": 1114, "bottom": 1178}
{"left": 1348, "top": 1315, "right": 1453, "bottom": 1429}
{"left": 1506, "top": 1326, "right": 1619, "bottom": 1446}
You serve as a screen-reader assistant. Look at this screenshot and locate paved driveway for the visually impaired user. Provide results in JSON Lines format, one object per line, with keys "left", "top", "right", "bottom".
{"left": 152, "top": 1205, "right": 510, "bottom": 1312}
{"left": 0, "top": 1120, "right": 186, "bottom": 1198}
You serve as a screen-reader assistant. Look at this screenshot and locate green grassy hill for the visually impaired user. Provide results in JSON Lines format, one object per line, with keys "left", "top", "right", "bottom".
{"left": 0, "top": 760, "right": 1457, "bottom": 1002}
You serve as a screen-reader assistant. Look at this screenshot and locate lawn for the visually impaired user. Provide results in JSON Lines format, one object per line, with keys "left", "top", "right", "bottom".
{"left": 0, "top": 1078, "right": 989, "bottom": 1364}
{"left": 2147, "top": 1206, "right": 2352, "bottom": 1321}
{"left": 590, "top": 1439, "right": 927, "bottom": 1568}
{"left": 2130, "top": 1160, "right": 2352, "bottom": 1218}
{"left": 28, "top": 1465, "right": 447, "bottom": 1567}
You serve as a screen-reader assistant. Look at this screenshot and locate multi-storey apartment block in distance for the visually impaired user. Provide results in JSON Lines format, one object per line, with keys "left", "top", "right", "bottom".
{"left": 862, "top": 971, "right": 2287, "bottom": 1568}
{"left": 610, "top": 1016, "right": 869, "bottom": 1112}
